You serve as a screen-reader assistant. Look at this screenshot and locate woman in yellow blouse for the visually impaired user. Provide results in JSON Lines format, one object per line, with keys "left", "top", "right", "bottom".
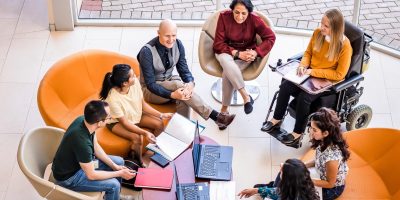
{"left": 261, "top": 8, "right": 352, "bottom": 147}
{"left": 100, "top": 64, "right": 173, "bottom": 166}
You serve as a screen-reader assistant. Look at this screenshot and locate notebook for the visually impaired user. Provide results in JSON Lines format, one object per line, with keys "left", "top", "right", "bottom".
{"left": 276, "top": 60, "right": 310, "bottom": 85}
{"left": 299, "top": 77, "right": 336, "bottom": 94}
{"left": 150, "top": 152, "right": 170, "bottom": 168}
{"left": 276, "top": 60, "right": 339, "bottom": 94}
{"left": 134, "top": 168, "right": 173, "bottom": 189}
{"left": 146, "top": 114, "right": 205, "bottom": 161}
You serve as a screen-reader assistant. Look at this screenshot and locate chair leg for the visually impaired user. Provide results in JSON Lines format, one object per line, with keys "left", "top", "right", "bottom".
{"left": 211, "top": 78, "right": 260, "bottom": 106}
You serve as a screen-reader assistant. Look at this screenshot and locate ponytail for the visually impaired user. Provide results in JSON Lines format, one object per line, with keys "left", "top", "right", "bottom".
{"left": 99, "top": 72, "right": 113, "bottom": 100}
{"left": 99, "top": 64, "right": 132, "bottom": 100}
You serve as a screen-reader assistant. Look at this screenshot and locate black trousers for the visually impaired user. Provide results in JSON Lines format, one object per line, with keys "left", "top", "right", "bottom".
{"left": 273, "top": 80, "right": 328, "bottom": 133}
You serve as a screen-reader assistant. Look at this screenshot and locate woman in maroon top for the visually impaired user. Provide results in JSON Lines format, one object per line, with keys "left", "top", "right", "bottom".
{"left": 213, "top": 0, "right": 275, "bottom": 118}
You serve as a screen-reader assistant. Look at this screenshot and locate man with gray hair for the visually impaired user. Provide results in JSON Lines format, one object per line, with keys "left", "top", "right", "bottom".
{"left": 137, "top": 19, "right": 235, "bottom": 130}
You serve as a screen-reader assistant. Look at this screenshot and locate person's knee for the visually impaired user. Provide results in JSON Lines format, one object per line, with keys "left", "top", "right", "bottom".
{"left": 279, "top": 81, "right": 294, "bottom": 91}
{"left": 297, "top": 92, "right": 313, "bottom": 105}
{"left": 155, "top": 120, "right": 164, "bottom": 131}
{"left": 131, "top": 136, "right": 143, "bottom": 146}
{"left": 107, "top": 178, "right": 121, "bottom": 193}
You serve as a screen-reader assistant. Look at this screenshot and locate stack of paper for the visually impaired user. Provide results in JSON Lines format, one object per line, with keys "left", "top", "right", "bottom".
{"left": 210, "top": 181, "right": 236, "bottom": 200}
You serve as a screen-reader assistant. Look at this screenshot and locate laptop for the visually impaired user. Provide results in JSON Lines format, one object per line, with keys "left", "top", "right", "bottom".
{"left": 192, "top": 121, "right": 233, "bottom": 180}
{"left": 175, "top": 164, "right": 210, "bottom": 200}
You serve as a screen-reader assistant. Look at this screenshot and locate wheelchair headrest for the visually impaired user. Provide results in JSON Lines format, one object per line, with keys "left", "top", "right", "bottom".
{"left": 344, "top": 21, "right": 365, "bottom": 78}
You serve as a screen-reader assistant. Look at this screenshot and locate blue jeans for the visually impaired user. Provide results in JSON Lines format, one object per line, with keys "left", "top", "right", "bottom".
{"left": 323, "top": 185, "right": 345, "bottom": 200}
{"left": 56, "top": 155, "right": 124, "bottom": 200}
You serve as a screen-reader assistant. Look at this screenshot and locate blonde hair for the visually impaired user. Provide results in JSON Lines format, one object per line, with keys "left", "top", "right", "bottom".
{"left": 314, "top": 9, "right": 345, "bottom": 61}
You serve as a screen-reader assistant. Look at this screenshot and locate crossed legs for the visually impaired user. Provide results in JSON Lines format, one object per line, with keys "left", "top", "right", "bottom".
{"left": 215, "top": 53, "right": 252, "bottom": 114}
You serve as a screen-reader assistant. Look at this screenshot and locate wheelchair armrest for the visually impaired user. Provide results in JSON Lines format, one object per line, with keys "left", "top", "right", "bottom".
{"left": 332, "top": 75, "right": 364, "bottom": 92}
{"left": 287, "top": 52, "right": 304, "bottom": 62}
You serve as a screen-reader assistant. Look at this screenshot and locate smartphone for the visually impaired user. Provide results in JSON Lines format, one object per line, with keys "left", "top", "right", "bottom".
{"left": 150, "top": 153, "right": 170, "bottom": 168}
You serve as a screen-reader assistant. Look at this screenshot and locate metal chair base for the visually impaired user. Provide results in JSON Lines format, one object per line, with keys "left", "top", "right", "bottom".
{"left": 211, "top": 78, "right": 260, "bottom": 106}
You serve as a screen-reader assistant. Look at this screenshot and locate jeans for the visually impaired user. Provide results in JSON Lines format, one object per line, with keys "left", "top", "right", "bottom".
{"left": 273, "top": 80, "right": 329, "bottom": 133}
{"left": 323, "top": 185, "right": 345, "bottom": 200}
{"left": 56, "top": 155, "right": 124, "bottom": 200}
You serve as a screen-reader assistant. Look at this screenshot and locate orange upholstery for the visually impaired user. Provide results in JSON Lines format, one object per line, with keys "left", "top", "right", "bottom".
{"left": 301, "top": 128, "right": 400, "bottom": 199}
{"left": 38, "top": 49, "right": 176, "bottom": 158}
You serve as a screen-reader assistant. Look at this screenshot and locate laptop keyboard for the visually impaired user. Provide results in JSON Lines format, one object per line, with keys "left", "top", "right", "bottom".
{"left": 182, "top": 185, "right": 198, "bottom": 200}
{"left": 200, "top": 146, "right": 219, "bottom": 177}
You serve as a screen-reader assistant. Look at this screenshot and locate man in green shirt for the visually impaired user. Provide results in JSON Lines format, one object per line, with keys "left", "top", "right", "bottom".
{"left": 52, "top": 100, "right": 135, "bottom": 200}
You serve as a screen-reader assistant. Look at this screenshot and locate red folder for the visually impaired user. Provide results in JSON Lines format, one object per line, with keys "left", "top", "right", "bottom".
{"left": 134, "top": 167, "right": 173, "bottom": 189}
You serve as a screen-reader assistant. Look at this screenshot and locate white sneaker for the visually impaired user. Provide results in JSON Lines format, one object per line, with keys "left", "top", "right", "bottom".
{"left": 120, "top": 194, "right": 135, "bottom": 200}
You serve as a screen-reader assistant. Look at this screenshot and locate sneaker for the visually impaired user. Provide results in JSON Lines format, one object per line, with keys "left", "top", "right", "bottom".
{"left": 216, "top": 112, "right": 236, "bottom": 130}
{"left": 120, "top": 194, "right": 135, "bottom": 200}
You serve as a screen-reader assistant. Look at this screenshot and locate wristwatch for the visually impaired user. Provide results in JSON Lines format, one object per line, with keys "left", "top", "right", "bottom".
{"left": 234, "top": 51, "right": 240, "bottom": 59}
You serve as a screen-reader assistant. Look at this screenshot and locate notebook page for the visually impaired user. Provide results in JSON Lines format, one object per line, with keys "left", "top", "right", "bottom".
{"left": 164, "top": 114, "right": 197, "bottom": 145}
{"left": 156, "top": 131, "right": 189, "bottom": 160}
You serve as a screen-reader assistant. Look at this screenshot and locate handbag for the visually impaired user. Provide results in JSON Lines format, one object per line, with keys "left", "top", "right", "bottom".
{"left": 121, "top": 159, "right": 142, "bottom": 191}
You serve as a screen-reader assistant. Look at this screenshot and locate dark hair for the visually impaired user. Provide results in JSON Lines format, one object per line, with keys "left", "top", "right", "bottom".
{"left": 99, "top": 64, "right": 132, "bottom": 100}
{"left": 229, "top": 0, "right": 254, "bottom": 13}
{"left": 279, "top": 159, "right": 320, "bottom": 200}
{"left": 84, "top": 100, "right": 109, "bottom": 124}
{"left": 309, "top": 107, "right": 350, "bottom": 162}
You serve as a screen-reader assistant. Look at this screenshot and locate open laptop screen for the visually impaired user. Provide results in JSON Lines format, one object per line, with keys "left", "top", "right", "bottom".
{"left": 192, "top": 121, "right": 201, "bottom": 174}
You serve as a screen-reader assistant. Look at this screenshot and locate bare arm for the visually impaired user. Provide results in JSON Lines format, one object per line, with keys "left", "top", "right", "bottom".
{"left": 93, "top": 134, "right": 119, "bottom": 171}
{"left": 304, "top": 160, "right": 316, "bottom": 168}
{"left": 81, "top": 135, "right": 136, "bottom": 181}
{"left": 313, "top": 160, "right": 339, "bottom": 188}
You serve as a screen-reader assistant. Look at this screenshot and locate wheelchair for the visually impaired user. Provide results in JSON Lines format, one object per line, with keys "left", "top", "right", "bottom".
{"left": 263, "top": 21, "right": 373, "bottom": 143}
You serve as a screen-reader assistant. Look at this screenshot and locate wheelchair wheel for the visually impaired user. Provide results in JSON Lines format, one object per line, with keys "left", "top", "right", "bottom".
{"left": 346, "top": 104, "right": 372, "bottom": 131}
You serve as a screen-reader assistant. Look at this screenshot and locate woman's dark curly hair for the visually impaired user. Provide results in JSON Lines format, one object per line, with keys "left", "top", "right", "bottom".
{"left": 309, "top": 107, "right": 350, "bottom": 162}
{"left": 229, "top": 0, "right": 254, "bottom": 13}
{"left": 279, "top": 159, "right": 320, "bottom": 200}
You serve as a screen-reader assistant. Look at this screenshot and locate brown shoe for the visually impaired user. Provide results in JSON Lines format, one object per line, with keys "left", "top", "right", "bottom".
{"left": 216, "top": 112, "right": 235, "bottom": 130}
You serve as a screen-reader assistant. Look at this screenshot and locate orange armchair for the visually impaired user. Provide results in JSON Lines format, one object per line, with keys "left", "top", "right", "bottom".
{"left": 38, "top": 49, "right": 176, "bottom": 158}
{"left": 302, "top": 128, "right": 400, "bottom": 199}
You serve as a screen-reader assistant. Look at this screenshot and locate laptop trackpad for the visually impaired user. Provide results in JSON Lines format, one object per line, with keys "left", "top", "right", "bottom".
{"left": 217, "top": 162, "right": 230, "bottom": 172}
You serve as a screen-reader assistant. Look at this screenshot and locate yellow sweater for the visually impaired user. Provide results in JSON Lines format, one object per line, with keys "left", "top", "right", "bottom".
{"left": 300, "top": 28, "right": 353, "bottom": 81}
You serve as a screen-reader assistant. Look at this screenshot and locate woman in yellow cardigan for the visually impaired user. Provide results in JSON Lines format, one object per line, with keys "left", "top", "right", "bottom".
{"left": 261, "top": 8, "right": 352, "bottom": 148}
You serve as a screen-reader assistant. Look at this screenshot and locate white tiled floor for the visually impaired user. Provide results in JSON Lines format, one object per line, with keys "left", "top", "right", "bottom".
{"left": 0, "top": 1, "right": 399, "bottom": 200}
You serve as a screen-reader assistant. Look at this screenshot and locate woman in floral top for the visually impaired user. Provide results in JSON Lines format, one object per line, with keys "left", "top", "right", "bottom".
{"left": 238, "top": 159, "right": 319, "bottom": 200}
{"left": 304, "top": 107, "right": 350, "bottom": 200}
